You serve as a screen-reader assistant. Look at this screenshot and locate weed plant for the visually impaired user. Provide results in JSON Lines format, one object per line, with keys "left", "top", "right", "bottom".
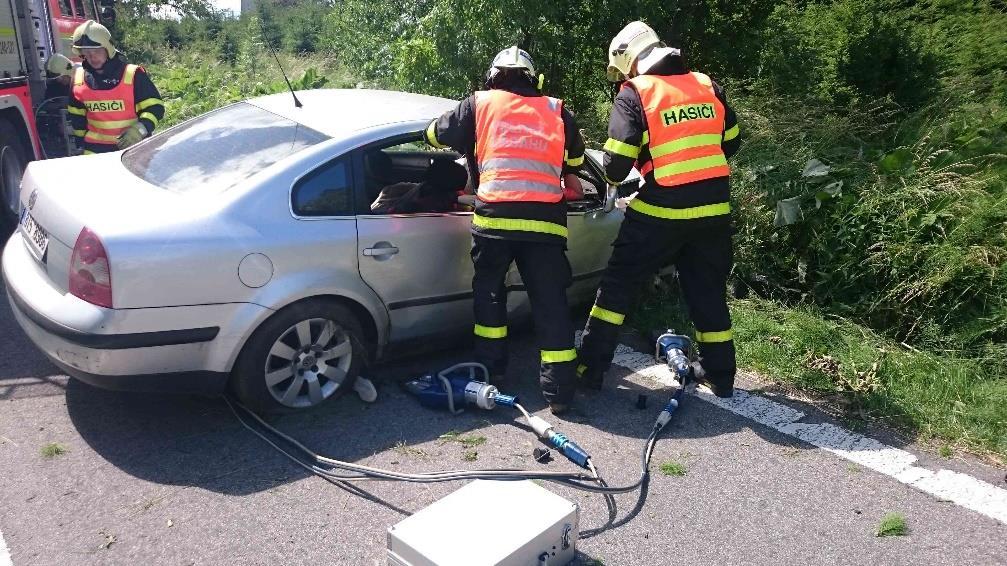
{"left": 636, "top": 290, "right": 1007, "bottom": 459}
{"left": 730, "top": 89, "right": 1006, "bottom": 357}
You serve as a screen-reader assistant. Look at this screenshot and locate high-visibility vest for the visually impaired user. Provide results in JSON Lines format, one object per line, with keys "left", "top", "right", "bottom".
{"left": 474, "top": 90, "right": 565, "bottom": 203}
{"left": 629, "top": 72, "right": 729, "bottom": 187}
{"left": 72, "top": 64, "right": 140, "bottom": 148}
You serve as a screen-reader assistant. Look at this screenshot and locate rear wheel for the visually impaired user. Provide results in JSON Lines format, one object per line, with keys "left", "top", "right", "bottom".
{"left": 230, "top": 300, "right": 367, "bottom": 413}
{"left": 0, "top": 119, "right": 29, "bottom": 227}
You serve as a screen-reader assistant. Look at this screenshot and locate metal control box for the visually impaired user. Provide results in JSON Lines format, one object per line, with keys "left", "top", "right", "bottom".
{"left": 387, "top": 480, "right": 579, "bottom": 566}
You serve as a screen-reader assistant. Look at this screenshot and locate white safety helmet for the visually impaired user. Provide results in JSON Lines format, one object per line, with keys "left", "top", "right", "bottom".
{"left": 607, "top": 21, "right": 662, "bottom": 82}
{"left": 72, "top": 20, "right": 116, "bottom": 59}
{"left": 487, "top": 46, "right": 536, "bottom": 84}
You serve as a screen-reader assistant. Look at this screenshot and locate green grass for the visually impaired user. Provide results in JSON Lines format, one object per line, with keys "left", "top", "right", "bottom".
{"left": 391, "top": 441, "right": 428, "bottom": 459}
{"left": 876, "top": 512, "right": 909, "bottom": 537}
{"left": 635, "top": 292, "right": 1007, "bottom": 460}
{"left": 40, "top": 442, "right": 67, "bottom": 458}
{"left": 438, "top": 431, "right": 487, "bottom": 449}
{"left": 659, "top": 461, "right": 687, "bottom": 477}
{"left": 463, "top": 450, "right": 479, "bottom": 462}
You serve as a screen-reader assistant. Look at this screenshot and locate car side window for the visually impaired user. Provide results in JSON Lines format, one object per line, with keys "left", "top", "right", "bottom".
{"left": 363, "top": 137, "right": 469, "bottom": 215}
{"left": 292, "top": 158, "right": 353, "bottom": 217}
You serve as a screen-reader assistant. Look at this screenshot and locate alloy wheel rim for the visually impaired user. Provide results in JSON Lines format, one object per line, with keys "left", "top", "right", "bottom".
{"left": 263, "top": 318, "right": 353, "bottom": 408}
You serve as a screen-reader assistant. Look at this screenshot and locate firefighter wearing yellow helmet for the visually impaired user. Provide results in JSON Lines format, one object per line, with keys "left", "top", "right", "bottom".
{"left": 578, "top": 21, "right": 741, "bottom": 398}
{"left": 67, "top": 20, "right": 164, "bottom": 154}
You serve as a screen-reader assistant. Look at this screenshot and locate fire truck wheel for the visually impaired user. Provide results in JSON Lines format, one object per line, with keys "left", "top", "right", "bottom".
{"left": 0, "top": 118, "right": 29, "bottom": 227}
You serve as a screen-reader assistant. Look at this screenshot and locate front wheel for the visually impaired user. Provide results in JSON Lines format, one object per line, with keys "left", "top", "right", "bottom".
{"left": 230, "top": 300, "right": 367, "bottom": 412}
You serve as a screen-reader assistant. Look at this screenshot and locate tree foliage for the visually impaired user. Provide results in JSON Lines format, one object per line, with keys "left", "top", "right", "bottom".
{"left": 113, "top": 0, "right": 1007, "bottom": 355}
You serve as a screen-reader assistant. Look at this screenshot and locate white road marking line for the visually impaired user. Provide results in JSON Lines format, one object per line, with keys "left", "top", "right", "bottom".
{"left": 610, "top": 343, "right": 1007, "bottom": 524}
{"left": 0, "top": 528, "right": 12, "bottom": 566}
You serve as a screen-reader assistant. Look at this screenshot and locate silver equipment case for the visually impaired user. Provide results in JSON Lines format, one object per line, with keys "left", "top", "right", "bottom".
{"left": 387, "top": 479, "right": 579, "bottom": 566}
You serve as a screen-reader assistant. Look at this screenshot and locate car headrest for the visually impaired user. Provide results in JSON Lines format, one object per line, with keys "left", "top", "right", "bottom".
{"left": 365, "top": 151, "right": 394, "bottom": 177}
{"left": 424, "top": 159, "right": 468, "bottom": 192}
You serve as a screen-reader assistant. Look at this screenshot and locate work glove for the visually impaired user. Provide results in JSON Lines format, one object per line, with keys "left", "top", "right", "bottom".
{"left": 46, "top": 54, "right": 74, "bottom": 78}
{"left": 116, "top": 122, "right": 148, "bottom": 150}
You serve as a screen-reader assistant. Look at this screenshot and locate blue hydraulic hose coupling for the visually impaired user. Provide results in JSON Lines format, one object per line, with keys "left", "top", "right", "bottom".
{"left": 547, "top": 431, "right": 591, "bottom": 470}
{"left": 654, "top": 397, "right": 680, "bottom": 430}
{"left": 525, "top": 415, "right": 592, "bottom": 469}
{"left": 492, "top": 393, "right": 518, "bottom": 408}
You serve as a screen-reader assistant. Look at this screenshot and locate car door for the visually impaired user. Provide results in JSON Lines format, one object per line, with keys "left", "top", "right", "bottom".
{"left": 354, "top": 136, "right": 481, "bottom": 344}
{"left": 565, "top": 151, "right": 622, "bottom": 300}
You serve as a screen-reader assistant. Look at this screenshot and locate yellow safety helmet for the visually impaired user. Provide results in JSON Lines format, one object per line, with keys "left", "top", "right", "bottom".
{"left": 72, "top": 20, "right": 116, "bottom": 59}
{"left": 607, "top": 21, "right": 662, "bottom": 82}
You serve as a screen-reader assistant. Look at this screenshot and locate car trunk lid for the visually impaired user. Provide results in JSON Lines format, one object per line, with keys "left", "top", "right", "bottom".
{"left": 18, "top": 153, "right": 212, "bottom": 292}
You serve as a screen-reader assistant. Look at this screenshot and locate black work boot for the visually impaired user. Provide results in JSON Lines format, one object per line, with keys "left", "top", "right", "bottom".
{"left": 542, "top": 386, "right": 575, "bottom": 415}
{"left": 691, "top": 361, "right": 734, "bottom": 398}
{"left": 548, "top": 401, "right": 571, "bottom": 415}
{"left": 575, "top": 363, "right": 605, "bottom": 391}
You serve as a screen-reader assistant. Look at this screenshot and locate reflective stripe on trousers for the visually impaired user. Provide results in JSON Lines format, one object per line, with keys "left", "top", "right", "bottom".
{"left": 471, "top": 215, "right": 568, "bottom": 238}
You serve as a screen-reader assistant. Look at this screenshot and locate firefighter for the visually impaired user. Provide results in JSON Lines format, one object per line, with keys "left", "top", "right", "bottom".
{"left": 67, "top": 20, "right": 164, "bottom": 155}
{"left": 424, "top": 47, "right": 587, "bottom": 414}
{"left": 578, "top": 21, "right": 741, "bottom": 398}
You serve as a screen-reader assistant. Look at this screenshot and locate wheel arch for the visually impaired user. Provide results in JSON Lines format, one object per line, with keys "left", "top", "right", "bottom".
{"left": 0, "top": 97, "right": 40, "bottom": 160}
{"left": 231, "top": 293, "right": 383, "bottom": 373}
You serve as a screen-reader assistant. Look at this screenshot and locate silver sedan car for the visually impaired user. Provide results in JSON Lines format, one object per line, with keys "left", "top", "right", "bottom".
{"left": 3, "top": 89, "right": 627, "bottom": 412}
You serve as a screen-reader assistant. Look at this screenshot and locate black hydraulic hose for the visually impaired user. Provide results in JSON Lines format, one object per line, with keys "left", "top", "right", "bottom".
{"left": 225, "top": 395, "right": 670, "bottom": 494}
{"left": 225, "top": 396, "right": 597, "bottom": 483}
{"left": 551, "top": 430, "right": 661, "bottom": 494}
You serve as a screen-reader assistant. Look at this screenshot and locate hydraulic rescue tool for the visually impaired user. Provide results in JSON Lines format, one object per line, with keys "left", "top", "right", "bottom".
{"left": 403, "top": 363, "right": 517, "bottom": 413}
{"left": 404, "top": 363, "right": 592, "bottom": 469}
{"left": 653, "top": 330, "right": 694, "bottom": 429}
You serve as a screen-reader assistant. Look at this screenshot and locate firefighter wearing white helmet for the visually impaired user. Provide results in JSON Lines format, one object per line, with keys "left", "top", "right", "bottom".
{"left": 67, "top": 20, "right": 164, "bottom": 154}
{"left": 422, "top": 46, "right": 587, "bottom": 414}
{"left": 578, "top": 21, "right": 741, "bottom": 398}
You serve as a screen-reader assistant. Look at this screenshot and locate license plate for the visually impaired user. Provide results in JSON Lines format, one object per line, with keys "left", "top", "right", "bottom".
{"left": 19, "top": 208, "right": 49, "bottom": 260}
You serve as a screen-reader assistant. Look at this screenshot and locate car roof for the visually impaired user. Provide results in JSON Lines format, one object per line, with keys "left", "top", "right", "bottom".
{"left": 245, "top": 88, "right": 459, "bottom": 138}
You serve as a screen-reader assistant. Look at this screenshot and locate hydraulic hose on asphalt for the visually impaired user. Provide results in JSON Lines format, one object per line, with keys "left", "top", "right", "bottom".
{"left": 224, "top": 388, "right": 678, "bottom": 495}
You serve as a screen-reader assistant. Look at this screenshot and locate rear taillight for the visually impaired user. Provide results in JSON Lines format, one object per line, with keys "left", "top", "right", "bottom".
{"left": 69, "top": 227, "right": 113, "bottom": 308}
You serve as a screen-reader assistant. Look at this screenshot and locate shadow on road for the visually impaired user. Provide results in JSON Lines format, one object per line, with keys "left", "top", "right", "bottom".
{"left": 1, "top": 266, "right": 913, "bottom": 539}
{"left": 0, "top": 276, "right": 67, "bottom": 400}
{"left": 58, "top": 330, "right": 911, "bottom": 498}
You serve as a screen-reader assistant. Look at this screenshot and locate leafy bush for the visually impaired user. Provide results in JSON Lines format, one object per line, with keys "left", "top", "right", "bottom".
{"left": 730, "top": 89, "right": 1007, "bottom": 352}
{"left": 759, "top": 0, "right": 939, "bottom": 109}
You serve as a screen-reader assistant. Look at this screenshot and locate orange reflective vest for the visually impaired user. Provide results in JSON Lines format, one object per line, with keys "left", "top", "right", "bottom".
{"left": 474, "top": 90, "right": 565, "bottom": 203}
{"left": 629, "top": 72, "right": 729, "bottom": 187}
{"left": 72, "top": 64, "right": 140, "bottom": 149}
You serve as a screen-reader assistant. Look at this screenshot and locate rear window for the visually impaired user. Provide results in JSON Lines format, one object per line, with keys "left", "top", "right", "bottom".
{"left": 122, "top": 103, "right": 329, "bottom": 193}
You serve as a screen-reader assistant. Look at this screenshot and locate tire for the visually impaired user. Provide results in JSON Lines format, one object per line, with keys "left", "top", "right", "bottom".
{"left": 230, "top": 299, "right": 368, "bottom": 413}
{"left": 0, "top": 118, "right": 29, "bottom": 227}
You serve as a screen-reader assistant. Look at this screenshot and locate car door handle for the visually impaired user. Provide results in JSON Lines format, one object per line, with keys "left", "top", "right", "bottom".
{"left": 363, "top": 245, "right": 399, "bottom": 257}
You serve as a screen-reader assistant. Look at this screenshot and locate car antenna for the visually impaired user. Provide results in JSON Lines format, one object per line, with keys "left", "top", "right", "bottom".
{"left": 258, "top": 17, "right": 302, "bottom": 108}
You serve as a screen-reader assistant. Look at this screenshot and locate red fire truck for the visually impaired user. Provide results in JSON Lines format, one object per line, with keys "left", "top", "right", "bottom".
{"left": 1, "top": 0, "right": 113, "bottom": 226}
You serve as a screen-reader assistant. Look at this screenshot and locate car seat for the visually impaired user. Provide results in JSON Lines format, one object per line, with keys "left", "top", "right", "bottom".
{"left": 364, "top": 151, "right": 396, "bottom": 201}
{"left": 415, "top": 159, "right": 468, "bottom": 212}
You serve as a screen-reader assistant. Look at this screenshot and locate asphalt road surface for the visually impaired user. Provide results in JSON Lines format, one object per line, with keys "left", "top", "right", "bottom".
{"left": 1, "top": 278, "right": 1005, "bottom": 565}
